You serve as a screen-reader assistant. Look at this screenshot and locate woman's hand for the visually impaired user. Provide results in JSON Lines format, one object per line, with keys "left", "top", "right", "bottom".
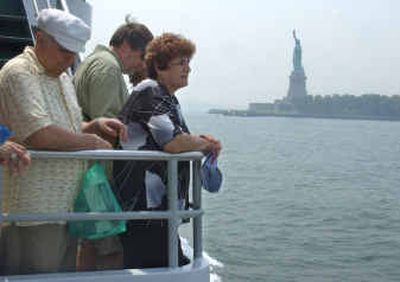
{"left": 200, "top": 134, "right": 222, "bottom": 158}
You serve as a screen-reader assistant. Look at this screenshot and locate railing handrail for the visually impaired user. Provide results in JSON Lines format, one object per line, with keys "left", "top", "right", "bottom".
{"left": 0, "top": 149, "right": 205, "bottom": 269}
{"left": 1, "top": 210, "right": 203, "bottom": 222}
{"left": 29, "top": 149, "right": 204, "bottom": 161}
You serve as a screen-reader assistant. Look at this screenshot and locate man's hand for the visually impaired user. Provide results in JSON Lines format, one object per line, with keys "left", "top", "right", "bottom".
{"left": 81, "top": 133, "right": 113, "bottom": 149}
{"left": 83, "top": 118, "right": 127, "bottom": 145}
{"left": 96, "top": 118, "right": 127, "bottom": 142}
{"left": 0, "top": 141, "right": 31, "bottom": 175}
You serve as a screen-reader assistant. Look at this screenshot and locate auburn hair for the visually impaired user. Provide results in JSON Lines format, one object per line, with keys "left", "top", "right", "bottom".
{"left": 145, "top": 33, "right": 195, "bottom": 79}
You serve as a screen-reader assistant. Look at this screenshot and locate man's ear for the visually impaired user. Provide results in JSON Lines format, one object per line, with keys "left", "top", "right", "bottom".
{"left": 120, "top": 40, "right": 130, "bottom": 53}
{"left": 155, "top": 63, "right": 163, "bottom": 73}
{"left": 34, "top": 30, "right": 47, "bottom": 46}
{"left": 34, "top": 30, "right": 43, "bottom": 41}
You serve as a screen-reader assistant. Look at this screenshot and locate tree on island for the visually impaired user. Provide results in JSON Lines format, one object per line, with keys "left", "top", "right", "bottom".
{"left": 287, "top": 93, "right": 400, "bottom": 119}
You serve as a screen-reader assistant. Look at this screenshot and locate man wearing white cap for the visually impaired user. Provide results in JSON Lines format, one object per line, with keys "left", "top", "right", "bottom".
{"left": 0, "top": 9, "right": 126, "bottom": 275}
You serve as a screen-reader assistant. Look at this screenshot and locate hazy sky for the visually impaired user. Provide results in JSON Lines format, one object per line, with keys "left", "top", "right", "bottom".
{"left": 86, "top": 0, "right": 400, "bottom": 110}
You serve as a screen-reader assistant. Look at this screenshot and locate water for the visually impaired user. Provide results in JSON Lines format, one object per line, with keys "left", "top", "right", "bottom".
{"left": 185, "top": 113, "right": 400, "bottom": 282}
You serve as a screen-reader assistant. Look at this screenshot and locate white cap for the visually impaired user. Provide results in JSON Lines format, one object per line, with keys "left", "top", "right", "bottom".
{"left": 37, "top": 8, "right": 91, "bottom": 53}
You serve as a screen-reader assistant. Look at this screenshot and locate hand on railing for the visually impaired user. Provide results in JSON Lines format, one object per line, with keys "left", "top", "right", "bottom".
{"left": 95, "top": 118, "right": 128, "bottom": 142}
{"left": 81, "top": 133, "right": 112, "bottom": 149}
{"left": 82, "top": 118, "right": 127, "bottom": 146}
{"left": 0, "top": 141, "right": 31, "bottom": 175}
{"left": 200, "top": 134, "right": 222, "bottom": 158}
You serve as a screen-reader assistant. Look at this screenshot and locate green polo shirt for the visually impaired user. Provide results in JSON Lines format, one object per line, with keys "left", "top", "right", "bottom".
{"left": 73, "top": 45, "right": 128, "bottom": 120}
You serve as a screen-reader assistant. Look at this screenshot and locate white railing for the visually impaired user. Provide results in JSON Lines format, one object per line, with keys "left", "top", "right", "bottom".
{"left": 0, "top": 149, "right": 205, "bottom": 269}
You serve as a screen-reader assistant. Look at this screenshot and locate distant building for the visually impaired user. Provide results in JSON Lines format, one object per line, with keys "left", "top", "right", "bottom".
{"left": 248, "top": 102, "right": 274, "bottom": 114}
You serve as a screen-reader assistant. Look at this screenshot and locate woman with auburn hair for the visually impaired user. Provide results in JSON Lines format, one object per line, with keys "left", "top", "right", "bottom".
{"left": 113, "top": 33, "right": 221, "bottom": 268}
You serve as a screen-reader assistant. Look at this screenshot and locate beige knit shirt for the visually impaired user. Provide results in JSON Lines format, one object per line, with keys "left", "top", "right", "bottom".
{"left": 0, "top": 47, "right": 86, "bottom": 226}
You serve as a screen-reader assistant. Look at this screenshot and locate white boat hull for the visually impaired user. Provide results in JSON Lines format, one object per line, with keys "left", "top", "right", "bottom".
{"left": 1, "top": 258, "right": 210, "bottom": 282}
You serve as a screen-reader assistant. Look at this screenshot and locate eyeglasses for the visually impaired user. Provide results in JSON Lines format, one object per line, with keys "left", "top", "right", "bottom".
{"left": 169, "top": 57, "right": 191, "bottom": 67}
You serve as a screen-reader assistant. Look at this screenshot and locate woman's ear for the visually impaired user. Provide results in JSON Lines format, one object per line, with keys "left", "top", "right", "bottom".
{"left": 154, "top": 63, "right": 167, "bottom": 79}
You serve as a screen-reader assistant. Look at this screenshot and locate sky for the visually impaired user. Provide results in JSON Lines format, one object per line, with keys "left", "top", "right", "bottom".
{"left": 86, "top": 0, "right": 400, "bottom": 110}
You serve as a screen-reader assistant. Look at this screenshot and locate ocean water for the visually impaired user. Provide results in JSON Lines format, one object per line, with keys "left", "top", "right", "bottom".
{"left": 185, "top": 113, "right": 400, "bottom": 282}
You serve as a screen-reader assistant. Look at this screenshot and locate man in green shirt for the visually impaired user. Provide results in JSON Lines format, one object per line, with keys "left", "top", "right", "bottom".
{"left": 73, "top": 22, "right": 153, "bottom": 271}
{"left": 74, "top": 22, "right": 153, "bottom": 122}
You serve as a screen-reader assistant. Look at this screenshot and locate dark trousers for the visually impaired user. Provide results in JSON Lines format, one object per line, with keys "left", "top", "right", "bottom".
{"left": 120, "top": 220, "right": 189, "bottom": 268}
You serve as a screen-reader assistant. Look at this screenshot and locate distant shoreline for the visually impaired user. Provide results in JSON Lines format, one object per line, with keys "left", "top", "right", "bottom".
{"left": 208, "top": 109, "right": 400, "bottom": 122}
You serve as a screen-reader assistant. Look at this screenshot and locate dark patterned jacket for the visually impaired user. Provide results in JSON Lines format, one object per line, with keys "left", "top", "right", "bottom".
{"left": 113, "top": 79, "right": 190, "bottom": 212}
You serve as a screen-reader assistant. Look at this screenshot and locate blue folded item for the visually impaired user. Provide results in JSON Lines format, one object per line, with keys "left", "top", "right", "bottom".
{"left": 201, "top": 153, "right": 223, "bottom": 193}
{"left": 0, "top": 125, "right": 11, "bottom": 144}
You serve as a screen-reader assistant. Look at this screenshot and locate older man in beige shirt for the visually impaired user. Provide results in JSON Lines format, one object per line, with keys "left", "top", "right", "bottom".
{"left": 0, "top": 9, "right": 126, "bottom": 275}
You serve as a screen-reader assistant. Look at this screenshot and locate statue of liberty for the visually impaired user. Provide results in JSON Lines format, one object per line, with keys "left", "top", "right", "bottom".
{"left": 287, "top": 29, "right": 307, "bottom": 101}
{"left": 292, "top": 30, "right": 302, "bottom": 71}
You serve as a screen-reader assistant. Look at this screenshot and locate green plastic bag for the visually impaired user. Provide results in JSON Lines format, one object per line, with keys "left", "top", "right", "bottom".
{"left": 69, "top": 162, "right": 126, "bottom": 240}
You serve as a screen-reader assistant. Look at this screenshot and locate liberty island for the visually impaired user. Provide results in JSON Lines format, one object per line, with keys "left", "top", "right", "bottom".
{"left": 209, "top": 31, "right": 400, "bottom": 121}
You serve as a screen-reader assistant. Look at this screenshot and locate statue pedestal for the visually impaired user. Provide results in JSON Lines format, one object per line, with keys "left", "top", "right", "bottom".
{"left": 287, "top": 68, "right": 307, "bottom": 102}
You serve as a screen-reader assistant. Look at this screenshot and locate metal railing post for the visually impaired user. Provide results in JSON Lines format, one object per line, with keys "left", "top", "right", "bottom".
{"left": 22, "top": 0, "right": 40, "bottom": 43}
{"left": 31, "top": 0, "right": 40, "bottom": 15}
{"left": 59, "top": 0, "right": 70, "bottom": 13}
{"left": 0, "top": 166, "right": 3, "bottom": 229}
{"left": 167, "top": 159, "right": 179, "bottom": 268}
{"left": 192, "top": 159, "right": 203, "bottom": 259}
